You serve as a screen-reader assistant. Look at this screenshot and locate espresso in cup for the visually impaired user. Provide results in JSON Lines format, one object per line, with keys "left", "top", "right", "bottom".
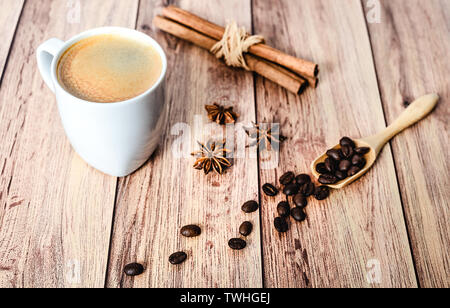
{"left": 57, "top": 34, "right": 163, "bottom": 103}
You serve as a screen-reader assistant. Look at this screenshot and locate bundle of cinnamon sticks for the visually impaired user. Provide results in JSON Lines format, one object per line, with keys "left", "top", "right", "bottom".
{"left": 153, "top": 6, "right": 319, "bottom": 95}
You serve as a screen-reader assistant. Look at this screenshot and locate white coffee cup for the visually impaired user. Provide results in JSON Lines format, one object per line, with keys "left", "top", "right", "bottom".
{"left": 37, "top": 27, "right": 168, "bottom": 177}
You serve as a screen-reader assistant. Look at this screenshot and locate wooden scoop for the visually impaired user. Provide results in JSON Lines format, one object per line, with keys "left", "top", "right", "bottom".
{"left": 311, "top": 94, "right": 439, "bottom": 189}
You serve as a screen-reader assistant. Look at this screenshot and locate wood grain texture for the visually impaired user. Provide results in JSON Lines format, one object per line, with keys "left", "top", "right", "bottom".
{"left": 0, "top": 0, "right": 139, "bottom": 288}
{"left": 106, "top": 0, "right": 262, "bottom": 288}
{"left": 253, "top": 0, "right": 417, "bottom": 287}
{"left": 0, "top": 0, "right": 24, "bottom": 79}
{"left": 365, "top": 0, "right": 449, "bottom": 288}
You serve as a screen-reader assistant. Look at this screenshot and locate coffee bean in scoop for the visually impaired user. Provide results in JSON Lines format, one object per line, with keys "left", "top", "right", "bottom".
{"left": 315, "top": 163, "right": 328, "bottom": 175}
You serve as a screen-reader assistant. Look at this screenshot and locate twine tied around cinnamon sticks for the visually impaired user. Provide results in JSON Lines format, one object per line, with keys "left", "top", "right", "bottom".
{"left": 154, "top": 6, "right": 319, "bottom": 94}
{"left": 210, "top": 21, "right": 265, "bottom": 70}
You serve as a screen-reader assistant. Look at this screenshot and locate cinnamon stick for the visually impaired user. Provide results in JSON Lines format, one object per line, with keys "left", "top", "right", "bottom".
{"left": 162, "top": 6, "right": 318, "bottom": 79}
{"left": 153, "top": 16, "right": 307, "bottom": 94}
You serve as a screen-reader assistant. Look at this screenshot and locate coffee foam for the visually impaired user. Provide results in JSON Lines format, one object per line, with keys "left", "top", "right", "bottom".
{"left": 57, "top": 34, "right": 162, "bottom": 103}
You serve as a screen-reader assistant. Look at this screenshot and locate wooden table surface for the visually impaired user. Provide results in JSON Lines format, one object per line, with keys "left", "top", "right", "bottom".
{"left": 0, "top": 0, "right": 448, "bottom": 288}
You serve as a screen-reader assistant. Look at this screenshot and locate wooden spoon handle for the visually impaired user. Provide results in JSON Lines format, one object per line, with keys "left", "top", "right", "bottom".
{"left": 368, "top": 94, "right": 439, "bottom": 153}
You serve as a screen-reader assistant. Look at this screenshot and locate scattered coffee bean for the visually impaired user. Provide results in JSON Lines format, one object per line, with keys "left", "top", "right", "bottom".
{"left": 279, "top": 172, "right": 295, "bottom": 185}
{"left": 239, "top": 221, "right": 253, "bottom": 236}
{"left": 291, "top": 207, "right": 307, "bottom": 222}
{"left": 335, "top": 170, "right": 347, "bottom": 180}
{"left": 301, "top": 182, "right": 315, "bottom": 197}
{"left": 228, "top": 238, "right": 247, "bottom": 250}
{"left": 295, "top": 174, "right": 311, "bottom": 186}
{"left": 318, "top": 174, "right": 338, "bottom": 185}
{"left": 326, "top": 149, "right": 342, "bottom": 161}
{"left": 340, "top": 137, "right": 355, "bottom": 148}
{"left": 293, "top": 193, "right": 308, "bottom": 208}
{"left": 325, "top": 157, "right": 337, "bottom": 173}
{"left": 341, "top": 145, "right": 354, "bottom": 158}
{"left": 277, "top": 201, "right": 291, "bottom": 217}
{"left": 339, "top": 160, "right": 352, "bottom": 172}
{"left": 274, "top": 217, "right": 289, "bottom": 233}
{"left": 283, "top": 183, "right": 299, "bottom": 196}
{"left": 348, "top": 166, "right": 361, "bottom": 176}
{"left": 180, "top": 225, "right": 201, "bottom": 238}
{"left": 123, "top": 263, "right": 144, "bottom": 276}
{"left": 241, "top": 200, "right": 259, "bottom": 213}
{"left": 355, "top": 147, "right": 370, "bottom": 155}
{"left": 315, "top": 163, "right": 328, "bottom": 175}
{"left": 262, "top": 183, "right": 279, "bottom": 197}
{"left": 169, "top": 252, "right": 187, "bottom": 265}
{"left": 314, "top": 186, "right": 330, "bottom": 200}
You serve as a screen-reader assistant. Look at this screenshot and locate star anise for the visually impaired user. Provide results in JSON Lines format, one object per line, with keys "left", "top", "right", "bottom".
{"left": 244, "top": 122, "right": 287, "bottom": 151}
{"left": 191, "top": 139, "right": 232, "bottom": 175}
{"left": 205, "top": 103, "right": 239, "bottom": 125}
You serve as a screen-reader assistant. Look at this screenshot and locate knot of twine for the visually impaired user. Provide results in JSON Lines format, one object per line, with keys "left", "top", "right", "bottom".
{"left": 210, "top": 21, "right": 265, "bottom": 70}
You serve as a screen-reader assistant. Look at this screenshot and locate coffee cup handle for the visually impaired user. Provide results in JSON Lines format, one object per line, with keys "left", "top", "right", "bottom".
{"left": 36, "top": 38, "right": 65, "bottom": 93}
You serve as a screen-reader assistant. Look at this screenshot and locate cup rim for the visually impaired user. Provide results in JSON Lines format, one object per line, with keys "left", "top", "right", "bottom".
{"left": 50, "top": 26, "right": 168, "bottom": 106}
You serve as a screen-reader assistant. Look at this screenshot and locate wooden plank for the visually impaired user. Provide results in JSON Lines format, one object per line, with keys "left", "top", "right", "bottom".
{"left": 364, "top": 0, "right": 449, "bottom": 288}
{"left": 106, "top": 0, "right": 262, "bottom": 288}
{"left": 0, "top": 0, "right": 24, "bottom": 80}
{"left": 253, "top": 0, "right": 417, "bottom": 287}
{"left": 0, "top": 0, "right": 139, "bottom": 288}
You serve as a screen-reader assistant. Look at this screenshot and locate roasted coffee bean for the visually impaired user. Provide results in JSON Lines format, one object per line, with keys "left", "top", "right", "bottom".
{"left": 241, "top": 200, "right": 259, "bottom": 213}
{"left": 293, "top": 194, "right": 308, "bottom": 208}
{"left": 355, "top": 147, "right": 370, "bottom": 155}
{"left": 283, "top": 183, "right": 300, "bottom": 196}
{"left": 335, "top": 170, "right": 347, "bottom": 180}
{"left": 319, "top": 174, "right": 338, "bottom": 185}
{"left": 228, "top": 238, "right": 247, "bottom": 250}
{"left": 357, "top": 158, "right": 367, "bottom": 169}
{"left": 314, "top": 185, "right": 330, "bottom": 200}
{"left": 325, "top": 157, "right": 337, "bottom": 173}
{"left": 180, "top": 225, "right": 201, "bottom": 238}
{"left": 277, "top": 201, "right": 291, "bottom": 217}
{"left": 291, "top": 207, "right": 307, "bottom": 222}
{"left": 279, "top": 172, "right": 295, "bottom": 185}
{"left": 340, "top": 137, "right": 355, "bottom": 148}
{"left": 123, "top": 263, "right": 144, "bottom": 276}
{"left": 351, "top": 155, "right": 363, "bottom": 166}
{"left": 295, "top": 174, "right": 311, "bottom": 186}
{"left": 169, "top": 252, "right": 187, "bottom": 265}
{"left": 301, "top": 182, "right": 315, "bottom": 197}
{"left": 262, "top": 183, "right": 279, "bottom": 197}
{"left": 348, "top": 166, "right": 361, "bottom": 177}
{"left": 339, "top": 160, "right": 352, "bottom": 172}
{"left": 239, "top": 221, "right": 253, "bottom": 236}
{"left": 341, "top": 145, "right": 354, "bottom": 158}
{"left": 326, "top": 149, "right": 342, "bottom": 161}
{"left": 315, "top": 163, "right": 328, "bottom": 174}
{"left": 274, "top": 217, "right": 289, "bottom": 233}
